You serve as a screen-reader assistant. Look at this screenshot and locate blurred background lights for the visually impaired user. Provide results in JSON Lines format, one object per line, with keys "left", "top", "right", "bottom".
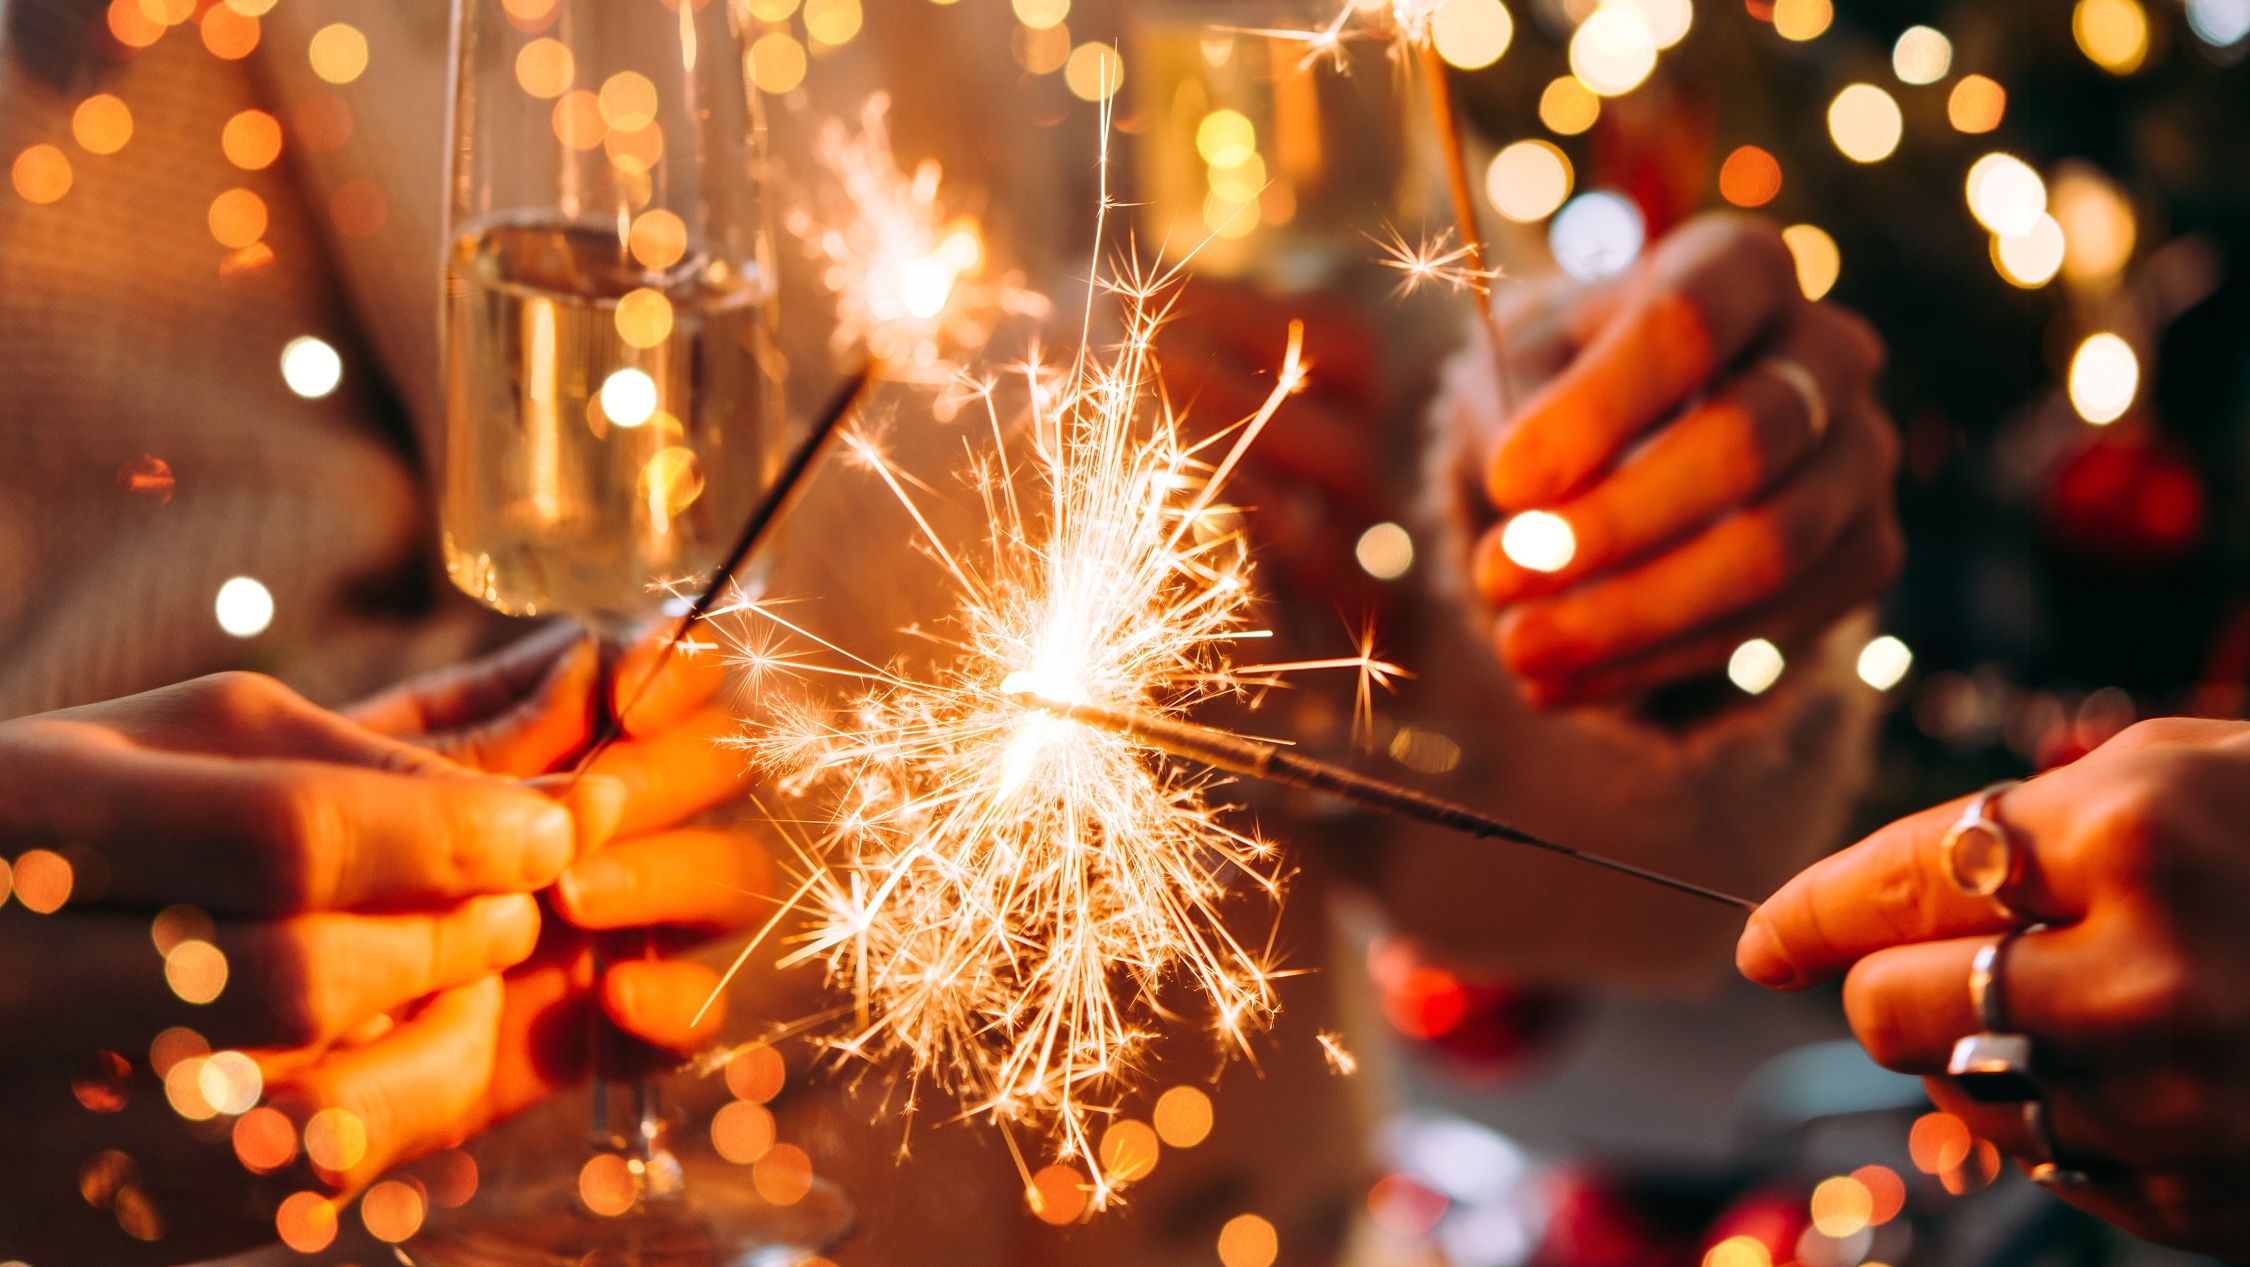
{"left": 1216, "top": 1213, "right": 1279, "bottom": 1267}
{"left": 1485, "top": 139, "right": 1572, "bottom": 222}
{"left": 1705, "top": 1234, "right": 1772, "bottom": 1267}
{"left": 1727, "top": 638, "right": 1785, "bottom": 695}
{"left": 2074, "top": 0, "right": 2150, "bottom": 72}
{"left": 515, "top": 37, "right": 574, "bottom": 97}
{"left": 164, "top": 937, "right": 228, "bottom": 1003}
{"left": 1432, "top": 0, "right": 1513, "bottom": 70}
{"left": 361, "top": 1178, "right": 427, "bottom": 1243}
{"left": 1826, "top": 83, "right": 1903, "bottom": 163}
{"left": 1152, "top": 1085, "right": 1214, "bottom": 1148}
{"left": 1718, "top": 145, "right": 1782, "bottom": 208}
{"left": 11, "top": 848, "right": 71, "bottom": 914}
{"left": 1780, "top": 223, "right": 1840, "bottom": 299}
{"left": 72, "top": 94, "right": 134, "bottom": 155}
{"left": 215, "top": 576, "right": 274, "bottom": 638}
{"left": 1621, "top": 0, "right": 1693, "bottom": 49}
{"left": 2052, "top": 166, "right": 2136, "bottom": 283}
{"left": 1771, "top": 0, "right": 1833, "bottom": 41}
{"left": 1355, "top": 522, "right": 1416, "bottom": 580}
{"left": 2187, "top": 0, "right": 2250, "bottom": 45}
{"left": 1891, "top": 25, "right": 1952, "bottom": 83}
{"left": 1548, "top": 190, "right": 1645, "bottom": 281}
{"left": 2068, "top": 332, "right": 2139, "bottom": 424}
{"left": 1947, "top": 73, "right": 2007, "bottom": 132}
{"left": 1538, "top": 75, "right": 1600, "bottom": 134}
{"left": 1966, "top": 152, "right": 2046, "bottom": 235}
{"left": 280, "top": 335, "right": 343, "bottom": 398}
{"left": 1012, "top": 0, "right": 1068, "bottom": 29}
{"left": 1063, "top": 41, "right": 1123, "bottom": 101}
{"left": 1568, "top": 5, "right": 1658, "bottom": 97}
{"left": 1856, "top": 634, "right": 1914, "bottom": 690}
{"left": 197, "top": 1050, "right": 262, "bottom": 1116}
{"left": 12, "top": 144, "right": 72, "bottom": 204}
{"left": 599, "top": 367, "right": 659, "bottom": 426}
{"left": 307, "top": 22, "right": 368, "bottom": 84}
{"left": 1993, "top": 214, "right": 2065, "bottom": 287}
{"left": 1499, "top": 510, "right": 1575, "bottom": 572}
{"left": 1808, "top": 1173, "right": 1874, "bottom": 1237}
{"left": 802, "top": 0, "right": 863, "bottom": 47}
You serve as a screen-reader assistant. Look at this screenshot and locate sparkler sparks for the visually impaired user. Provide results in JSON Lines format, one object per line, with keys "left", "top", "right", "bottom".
{"left": 712, "top": 107, "right": 1393, "bottom": 1205}
{"left": 787, "top": 93, "right": 1049, "bottom": 379}
{"left": 1374, "top": 224, "right": 1500, "bottom": 297}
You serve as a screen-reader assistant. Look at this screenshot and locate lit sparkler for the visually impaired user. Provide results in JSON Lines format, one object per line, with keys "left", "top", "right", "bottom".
{"left": 710, "top": 105, "right": 1394, "bottom": 1204}
{"left": 787, "top": 93, "right": 1049, "bottom": 379}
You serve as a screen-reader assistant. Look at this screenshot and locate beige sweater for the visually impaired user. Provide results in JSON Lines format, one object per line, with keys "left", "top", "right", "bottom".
{"left": 0, "top": 4, "right": 1878, "bottom": 1265}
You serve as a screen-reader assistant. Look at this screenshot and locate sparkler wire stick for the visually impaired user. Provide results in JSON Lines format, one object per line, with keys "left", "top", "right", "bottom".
{"left": 1415, "top": 42, "right": 1517, "bottom": 419}
{"left": 573, "top": 362, "right": 876, "bottom": 779}
{"left": 1021, "top": 692, "right": 1760, "bottom": 913}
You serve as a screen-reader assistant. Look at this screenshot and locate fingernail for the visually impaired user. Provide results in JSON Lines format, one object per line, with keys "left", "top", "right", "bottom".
{"left": 603, "top": 965, "right": 643, "bottom": 1020}
{"left": 482, "top": 893, "right": 542, "bottom": 967}
{"left": 563, "top": 775, "right": 630, "bottom": 854}
{"left": 519, "top": 801, "right": 576, "bottom": 887}
{"left": 1735, "top": 918, "right": 1798, "bottom": 989}
{"left": 555, "top": 853, "right": 632, "bottom": 926}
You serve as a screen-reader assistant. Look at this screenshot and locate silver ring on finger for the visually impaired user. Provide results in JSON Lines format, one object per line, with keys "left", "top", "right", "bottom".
{"left": 1942, "top": 779, "right": 2033, "bottom": 916}
{"left": 1946, "top": 924, "right": 2048, "bottom": 1104}
{"left": 2022, "top": 1098, "right": 2096, "bottom": 1190}
{"left": 1758, "top": 358, "right": 1830, "bottom": 444}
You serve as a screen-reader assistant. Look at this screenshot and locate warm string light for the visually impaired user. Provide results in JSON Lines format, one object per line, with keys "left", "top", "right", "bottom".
{"left": 701, "top": 107, "right": 1395, "bottom": 1205}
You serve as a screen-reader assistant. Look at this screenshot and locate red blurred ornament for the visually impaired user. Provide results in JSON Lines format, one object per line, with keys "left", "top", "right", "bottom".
{"left": 1531, "top": 1168, "right": 1681, "bottom": 1267}
{"left": 1368, "top": 938, "right": 1579, "bottom": 1073}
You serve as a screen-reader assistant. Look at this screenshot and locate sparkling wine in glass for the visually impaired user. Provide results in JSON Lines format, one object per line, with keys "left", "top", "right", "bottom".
{"left": 414, "top": 1, "right": 848, "bottom": 1262}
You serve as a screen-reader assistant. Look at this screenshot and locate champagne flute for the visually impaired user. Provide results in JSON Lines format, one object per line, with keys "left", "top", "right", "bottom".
{"left": 414, "top": 1, "right": 848, "bottom": 1262}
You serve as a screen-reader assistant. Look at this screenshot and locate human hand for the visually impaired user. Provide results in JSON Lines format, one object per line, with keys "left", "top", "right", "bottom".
{"left": 1443, "top": 214, "right": 1901, "bottom": 707}
{"left": 0, "top": 623, "right": 759, "bottom": 1263}
{"left": 1738, "top": 718, "right": 2250, "bottom": 1257}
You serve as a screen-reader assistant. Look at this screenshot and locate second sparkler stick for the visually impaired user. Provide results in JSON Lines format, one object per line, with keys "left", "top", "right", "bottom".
{"left": 1019, "top": 692, "right": 1761, "bottom": 913}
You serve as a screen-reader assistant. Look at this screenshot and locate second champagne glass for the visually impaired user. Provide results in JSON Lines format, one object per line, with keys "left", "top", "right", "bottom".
{"left": 413, "top": 1, "right": 848, "bottom": 1262}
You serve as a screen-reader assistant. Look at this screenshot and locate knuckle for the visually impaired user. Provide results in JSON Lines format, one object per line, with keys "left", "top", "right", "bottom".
{"left": 249, "top": 772, "right": 344, "bottom": 911}
{"left": 244, "top": 923, "right": 334, "bottom": 1047}
{"left": 1840, "top": 965, "right": 1913, "bottom": 1070}
{"left": 2110, "top": 716, "right": 2202, "bottom": 754}
{"left": 2095, "top": 933, "right": 2197, "bottom": 1037}
{"left": 191, "top": 671, "right": 292, "bottom": 728}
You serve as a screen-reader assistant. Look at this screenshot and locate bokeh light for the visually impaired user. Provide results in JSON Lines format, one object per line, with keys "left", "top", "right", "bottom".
{"left": 600, "top": 368, "right": 659, "bottom": 427}
{"left": 1705, "top": 1235, "right": 1772, "bottom": 1267}
{"left": 1623, "top": 0, "right": 1694, "bottom": 48}
{"left": 751, "top": 1142, "right": 814, "bottom": 1205}
{"left": 1781, "top": 223, "right": 1840, "bottom": 299}
{"left": 724, "top": 1043, "right": 787, "bottom": 1103}
{"left": 12, "top": 144, "right": 72, "bottom": 205}
{"left": 1727, "top": 638, "right": 1785, "bottom": 695}
{"left": 72, "top": 94, "right": 134, "bottom": 155}
{"left": 2187, "top": 0, "right": 2250, "bottom": 45}
{"left": 804, "top": 0, "right": 863, "bottom": 46}
{"left": 360, "top": 1179, "right": 426, "bottom": 1242}
{"left": 1772, "top": 0, "right": 1832, "bottom": 41}
{"left": 1355, "top": 522, "right": 1415, "bottom": 580}
{"left": 615, "top": 288, "right": 674, "bottom": 349}
{"left": 515, "top": 38, "right": 574, "bottom": 98}
{"left": 1569, "top": 5, "right": 1658, "bottom": 97}
{"left": 598, "top": 71, "right": 659, "bottom": 131}
{"left": 628, "top": 207, "right": 689, "bottom": 269}
{"left": 1856, "top": 635, "right": 1914, "bottom": 690}
{"left": 1892, "top": 25, "right": 1952, "bottom": 83}
{"left": 281, "top": 335, "right": 343, "bottom": 398}
{"left": 201, "top": 3, "right": 260, "bottom": 58}
{"left": 711, "top": 1100, "right": 776, "bottom": 1163}
{"left": 2074, "top": 0, "right": 2150, "bottom": 72}
{"left": 308, "top": 22, "right": 368, "bottom": 84}
{"left": 208, "top": 188, "right": 268, "bottom": 248}
{"left": 12, "top": 848, "right": 72, "bottom": 914}
{"left": 578, "top": 1153, "right": 636, "bottom": 1216}
{"left": 304, "top": 1106, "right": 369, "bottom": 1173}
{"left": 1908, "top": 1111, "right": 1972, "bottom": 1173}
{"left": 1966, "top": 152, "right": 2047, "bottom": 236}
{"left": 1218, "top": 1213, "right": 1280, "bottom": 1267}
{"left": 1152, "top": 1085, "right": 1214, "bottom": 1148}
{"left": 2052, "top": 166, "right": 2136, "bottom": 284}
{"left": 1027, "top": 1163, "right": 1086, "bottom": 1224}
{"left": 748, "top": 32, "right": 808, "bottom": 94}
{"left": 1013, "top": 0, "right": 1069, "bottom": 29}
{"left": 168, "top": 938, "right": 231, "bottom": 1005}
{"left": 197, "top": 1050, "right": 263, "bottom": 1115}
{"left": 1993, "top": 214, "right": 2065, "bottom": 287}
{"left": 1718, "top": 145, "right": 1782, "bottom": 207}
{"left": 1099, "top": 1119, "right": 1160, "bottom": 1183}
{"left": 275, "top": 1192, "right": 338, "bottom": 1253}
{"left": 1500, "top": 511, "right": 1576, "bottom": 572}
{"left": 1064, "top": 42, "right": 1123, "bottom": 101}
{"left": 1538, "top": 75, "right": 1601, "bottom": 134}
{"left": 233, "top": 1106, "right": 298, "bottom": 1172}
{"left": 215, "top": 576, "right": 274, "bottom": 638}
{"left": 1808, "top": 1174, "right": 1874, "bottom": 1237}
{"left": 2068, "top": 332, "right": 2139, "bottom": 424}
{"left": 1485, "top": 139, "right": 1572, "bottom": 222}
{"left": 1851, "top": 1164, "right": 1908, "bottom": 1224}
{"left": 1947, "top": 74, "right": 2006, "bottom": 132}
{"left": 1433, "top": 0, "right": 1514, "bottom": 70}
{"left": 1548, "top": 190, "right": 1645, "bottom": 281}
{"left": 222, "top": 110, "right": 283, "bottom": 170}
{"left": 1827, "top": 83, "right": 1903, "bottom": 163}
